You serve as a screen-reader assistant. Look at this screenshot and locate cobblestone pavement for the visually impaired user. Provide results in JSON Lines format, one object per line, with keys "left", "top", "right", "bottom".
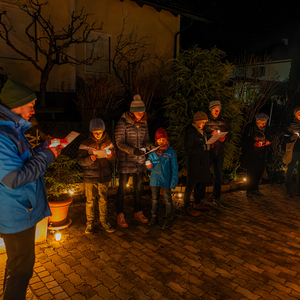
{"left": 2, "top": 183, "right": 300, "bottom": 300}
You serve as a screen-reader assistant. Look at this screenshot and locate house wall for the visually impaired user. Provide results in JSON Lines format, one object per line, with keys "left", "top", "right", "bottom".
{"left": 266, "top": 60, "right": 291, "bottom": 82}
{"left": 0, "top": 0, "right": 179, "bottom": 93}
{"left": 75, "top": 0, "right": 180, "bottom": 79}
{"left": 246, "top": 59, "right": 292, "bottom": 82}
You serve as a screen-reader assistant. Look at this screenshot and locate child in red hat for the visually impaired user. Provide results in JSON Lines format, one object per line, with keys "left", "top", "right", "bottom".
{"left": 146, "top": 128, "right": 178, "bottom": 229}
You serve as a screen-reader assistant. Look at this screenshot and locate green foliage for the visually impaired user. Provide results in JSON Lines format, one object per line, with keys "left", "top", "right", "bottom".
{"left": 164, "top": 46, "right": 244, "bottom": 171}
{"left": 44, "top": 155, "right": 82, "bottom": 199}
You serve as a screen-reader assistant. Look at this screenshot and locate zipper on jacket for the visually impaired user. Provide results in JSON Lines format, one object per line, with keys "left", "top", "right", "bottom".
{"left": 27, "top": 208, "right": 33, "bottom": 220}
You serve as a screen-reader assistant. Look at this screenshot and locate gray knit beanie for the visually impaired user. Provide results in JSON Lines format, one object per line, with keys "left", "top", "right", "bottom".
{"left": 130, "top": 94, "right": 145, "bottom": 113}
{"left": 255, "top": 113, "right": 269, "bottom": 120}
{"left": 194, "top": 111, "right": 208, "bottom": 122}
{"left": 89, "top": 118, "right": 105, "bottom": 132}
{"left": 209, "top": 100, "right": 222, "bottom": 110}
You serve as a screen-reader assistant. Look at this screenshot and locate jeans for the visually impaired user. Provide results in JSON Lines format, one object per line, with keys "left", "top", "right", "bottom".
{"left": 210, "top": 153, "right": 224, "bottom": 200}
{"left": 285, "top": 158, "right": 300, "bottom": 194}
{"left": 116, "top": 172, "right": 143, "bottom": 215}
{"left": 184, "top": 175, "right": 207, "bottom": 209}
{"left": 151, "top": 186, "right": 173, "bottom": 218}
{"left": 85, "top": 182, "right": 109, "bottom": 224}
{"left": 1, "top": 226, "right": 36, "bottom": 300}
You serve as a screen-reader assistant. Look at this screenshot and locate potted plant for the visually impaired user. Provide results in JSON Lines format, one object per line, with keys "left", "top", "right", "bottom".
{"left": 44, "top": 154, "right": 82, "bottom": 228}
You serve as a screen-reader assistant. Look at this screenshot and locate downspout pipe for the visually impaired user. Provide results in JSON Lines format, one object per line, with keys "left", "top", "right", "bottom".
{"left": 174, "top": 17, "right": 193, "bottom": 59}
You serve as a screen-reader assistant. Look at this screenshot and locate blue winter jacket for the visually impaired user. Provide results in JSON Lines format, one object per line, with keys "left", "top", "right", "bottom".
{"left": 148, "top": 145, "right": 178, "bottom": 189}
{"left": 0, "top": 105, "right": 54, "bottom": 234}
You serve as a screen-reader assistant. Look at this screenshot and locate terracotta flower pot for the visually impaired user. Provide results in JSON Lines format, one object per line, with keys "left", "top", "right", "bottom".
{"left": 48, "top": 198, "right": 73, "bottom": 227}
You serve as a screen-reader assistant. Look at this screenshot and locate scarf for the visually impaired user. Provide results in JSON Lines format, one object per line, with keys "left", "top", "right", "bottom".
{"left": 155, "top": 141, "right": 170, "bottom": 156}
{"left": 127, "top": 111, "right": 147, "bottom": 126}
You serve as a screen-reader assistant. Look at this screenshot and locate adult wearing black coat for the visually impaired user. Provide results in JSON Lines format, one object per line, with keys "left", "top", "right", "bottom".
{"left": 204, "top": 100, "right": 232, "bottom": 206}
{"left": 241, "top": 113, "right": 271, "bottom": 197}
{"left": 184, "top": 111, "right": 212, "bottom": 216}
{"left": 284, "top": 107, "right": 300, "bottom": 197}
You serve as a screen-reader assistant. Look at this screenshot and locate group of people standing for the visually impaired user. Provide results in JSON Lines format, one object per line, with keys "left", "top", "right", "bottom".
{"left": 1, "top": 78, "right": 299, "bottom": 300}
{"left": 77, "top": 97, "right": 234, "bottom": 234}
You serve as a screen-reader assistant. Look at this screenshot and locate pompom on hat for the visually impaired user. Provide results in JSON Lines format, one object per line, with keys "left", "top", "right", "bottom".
{"left": 89, "top": 118, "right": 105, "bottom": 132}
{"left": 0, "top": 79, "right": 37, "bottom": 109}
{"left": 209, "top": 100, "right": 222, "bottom": 110}
{"left": 194, "top": 111, "right": 208, "bottom": 122}
{"left": 155, "top": 127, "right": 168, "bottom": 141}
{"left": 130, "top": 94, "right": 145, "bottom": 113}
{"left": 255, "top": 112, "right": 269, "bottom": 121}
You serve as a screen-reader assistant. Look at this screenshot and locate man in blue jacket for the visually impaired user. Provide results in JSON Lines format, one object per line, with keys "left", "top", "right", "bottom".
{"left": 0, "top": 79, "right": 61, "bottom": 300}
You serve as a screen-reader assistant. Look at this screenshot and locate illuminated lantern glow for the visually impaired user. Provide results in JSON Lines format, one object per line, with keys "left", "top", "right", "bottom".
{"left": 55, "top": 232, "right": 61, "bottom": 241}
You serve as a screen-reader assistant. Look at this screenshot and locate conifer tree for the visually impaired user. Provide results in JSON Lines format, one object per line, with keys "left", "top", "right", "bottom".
{"left": 164, "top": 46, "right": 244, "bottom": 171}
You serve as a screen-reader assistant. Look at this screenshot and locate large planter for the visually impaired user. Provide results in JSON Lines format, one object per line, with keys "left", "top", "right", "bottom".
{"left": 48, "top": 197, "right": 73, "bottom": 229}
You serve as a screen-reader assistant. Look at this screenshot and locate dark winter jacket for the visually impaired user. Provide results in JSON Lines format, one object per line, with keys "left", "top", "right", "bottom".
{"left": 0, "top": 104, "right": 54, "bottom": 234}
{"left": 115, "top": 112, "right": 152, "bottom": 173}
{"left": 240, "top": 121, "right": 271, "bottom": 169}
{"left": 285, "top": 118, "right": 300, "bottom": 156}
{"left": 77, "top": 132, "right": 116, "bottom": 183}
{"left": 184, "top": 124, "right": 212, "bottom": 182}
{"left": 204, "top": 114, "right": 232, "bottom": 156}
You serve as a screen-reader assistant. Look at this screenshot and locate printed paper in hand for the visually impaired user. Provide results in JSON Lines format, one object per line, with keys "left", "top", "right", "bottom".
{"left": 64, "top": 131, "right": 80, "bottom": 144}
{"left": 93, "top": 150, "right": 108, "bottom": 158}
{"left": 206, "top": 132, "right": 228, "bottom": 145}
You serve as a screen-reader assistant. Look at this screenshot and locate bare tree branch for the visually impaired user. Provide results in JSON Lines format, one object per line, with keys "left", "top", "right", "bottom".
{"left": 0, "top": 0, "right": 103, "bottom": 105}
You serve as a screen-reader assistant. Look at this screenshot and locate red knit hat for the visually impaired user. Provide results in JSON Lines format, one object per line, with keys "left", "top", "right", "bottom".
{"left": 155, "top": 127, "right": 168, "bottom": 141}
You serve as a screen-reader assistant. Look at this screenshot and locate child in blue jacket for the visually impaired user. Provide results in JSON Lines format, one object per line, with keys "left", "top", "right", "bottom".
{"left": 146, "top": 127, "right": 178, "bottom": 229}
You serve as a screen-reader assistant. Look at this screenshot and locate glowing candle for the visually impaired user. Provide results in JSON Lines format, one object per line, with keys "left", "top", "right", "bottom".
{"left": 55, "top": 232, "right": 61, "bottom": 241}
{"left": 145, "top": 160, "right": 151, "bottom": 166}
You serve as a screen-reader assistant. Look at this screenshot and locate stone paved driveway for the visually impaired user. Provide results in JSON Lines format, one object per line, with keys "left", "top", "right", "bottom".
{"left": 1, "top": 183, "right": 300, "bottom": 300}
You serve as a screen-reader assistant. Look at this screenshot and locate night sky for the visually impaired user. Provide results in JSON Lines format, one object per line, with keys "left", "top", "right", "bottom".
{"left": 181, "top": 0, "right": 299, "bottom": 60}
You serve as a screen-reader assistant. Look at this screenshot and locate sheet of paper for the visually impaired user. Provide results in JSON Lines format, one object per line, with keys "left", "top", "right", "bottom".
{"left": 144, "top": 145, "right": 162, "bottom": 155}
{"left": 93, "top": 150, "right": 108, "bottom": 158}
{"left": 64, "top": 131, "right": 80, "bottom": 144}
{"left": 206, "top": 132, "right": 228, "bottom": 145}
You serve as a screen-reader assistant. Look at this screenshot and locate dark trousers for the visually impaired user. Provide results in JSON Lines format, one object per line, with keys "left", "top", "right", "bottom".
{"left": 210, "top": 153, "right": 224, "bottom": 200}
{"left": 151, "top": 186, "right": 173, "bottom": 218}
{"left": 1, "top": 226, "right": 36, "bottom": 300}
{"left": 184, "top": 175, "right": 207, "bottom": 209}
{"left": 246, "top": 163, "right": 265, "bottom": 192}
{"left": 116, "top": 172, "right": 143, "bottom": 215}
{"left": 285, "top": 158, "right": 300, "bottom": 194}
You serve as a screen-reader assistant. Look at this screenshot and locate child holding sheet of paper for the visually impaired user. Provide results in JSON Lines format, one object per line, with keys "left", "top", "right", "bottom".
{"left": 78, "top": 118, "right": 116, "bottom": 234}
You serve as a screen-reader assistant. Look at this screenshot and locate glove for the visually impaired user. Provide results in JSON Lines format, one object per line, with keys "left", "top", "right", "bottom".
{"left": 134, "top": 149, "right": 145, "bottom": 156}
